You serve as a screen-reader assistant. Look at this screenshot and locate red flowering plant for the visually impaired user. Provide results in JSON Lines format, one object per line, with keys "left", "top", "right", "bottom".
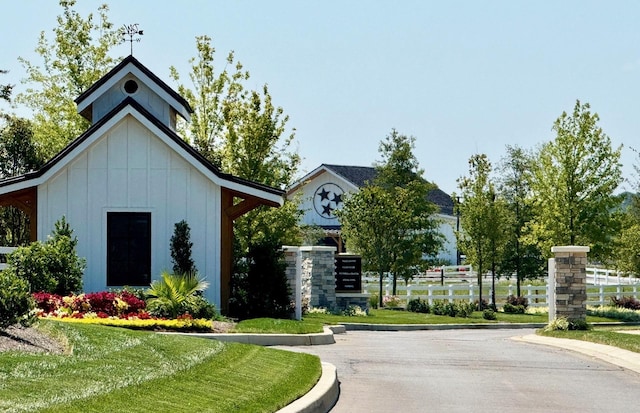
{"left": 34, "top": 290, "right": 149, "bottom": 319}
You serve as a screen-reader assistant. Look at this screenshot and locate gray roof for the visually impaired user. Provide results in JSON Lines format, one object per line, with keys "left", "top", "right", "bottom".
{"left": 323, "top": 164, "right": 454, "bottom": 216}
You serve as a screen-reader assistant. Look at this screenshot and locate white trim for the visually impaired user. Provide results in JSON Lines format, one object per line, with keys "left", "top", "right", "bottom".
{"left": 0, "top": 106, "right": 283, "bottom": 206}
{"left": 76, "top": 63, "right": 191, "bottom": 122}
{"left": 551, "top": 246, "right": 590, "bottom": 253}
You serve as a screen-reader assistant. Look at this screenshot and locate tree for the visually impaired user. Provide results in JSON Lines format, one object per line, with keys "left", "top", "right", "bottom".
{"left": 529, "top": 100, "right": 623, "bottom": 262}
{"left": 16, "top": 0, "right": 121, "bottom": 160}
{"left": 497, "top": 145, "right": 545, "bottom": 296}
{"left": 456, "top": 154, "right": 509, "bottom": 309}
{"left": 1, "top": 69, "right": 12, "bottom": 103}
{"left": 338, "top": 185, "right": 397, "bottom": 307}
{"left": 0, "top": 116, "right": 43, "bottom": 246}
{"left": 228, "top": 238, "right": 292, "bottom": 320}
{"left": 373, "top": 130, "right": 442, "bottom": 293}
{"left": 171, "top": 36, "right": 302, "bottom": 252}
{"left": 170, "top": 220, "right": 196, "bottom": 275}
{"left": 338, "top": 130, "right": 443, "bottom": 305}
{"left": 614, "top": 148, "right": 640, "bottom": 275}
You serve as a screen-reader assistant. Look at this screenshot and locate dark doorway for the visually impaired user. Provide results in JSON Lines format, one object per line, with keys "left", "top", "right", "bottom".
{"left": 107, "top": 212, "right": 151, "bottom": 286}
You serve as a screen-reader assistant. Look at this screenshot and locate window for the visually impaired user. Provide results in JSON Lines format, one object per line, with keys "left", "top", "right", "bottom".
{"left": 107, "top": 212, "right": 151, "bottom": 286}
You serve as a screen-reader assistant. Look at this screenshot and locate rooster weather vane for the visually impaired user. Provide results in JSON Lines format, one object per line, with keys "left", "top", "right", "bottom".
{"left": 122, "top": 24, "right": 144, "bottom": 55}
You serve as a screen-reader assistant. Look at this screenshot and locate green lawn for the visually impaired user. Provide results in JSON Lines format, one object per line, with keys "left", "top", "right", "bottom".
{"left": 233, "top": 317, "right": 324, "bottom": 334}
{"left": 304, "top": 308, "right": 621, "bottom": 325}
{"left": 540, "top": 327, "right": 640, "bottom": 353}
{"left": 0, "top": 320, "right": 321, "bottom": 413}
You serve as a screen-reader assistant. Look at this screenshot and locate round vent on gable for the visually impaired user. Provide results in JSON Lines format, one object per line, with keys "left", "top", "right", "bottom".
{"left": 123, "top": 79, "right": 139, "bottom": 94}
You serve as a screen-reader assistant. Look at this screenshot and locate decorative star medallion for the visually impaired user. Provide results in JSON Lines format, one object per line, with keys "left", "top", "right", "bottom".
{"left": 313, "top": 183, "right": 344, "bottom": 219}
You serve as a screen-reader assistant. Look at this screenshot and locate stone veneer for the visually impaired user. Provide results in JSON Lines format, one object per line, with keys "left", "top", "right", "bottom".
{"left": 283, "top": 246, "right": 370, "bottom": 313}
{"left": 551, "top": 246, "right": 589, "bottom": 322}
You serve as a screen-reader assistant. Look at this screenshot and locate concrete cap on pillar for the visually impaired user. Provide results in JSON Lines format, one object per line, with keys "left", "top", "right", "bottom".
{"left": 551, "top": 246, "right": 590, "bottom": 253}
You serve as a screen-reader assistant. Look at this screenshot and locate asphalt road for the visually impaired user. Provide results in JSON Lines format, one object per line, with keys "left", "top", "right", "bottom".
{"left": 282, "top": 328, "right": 640, "bottom": 413}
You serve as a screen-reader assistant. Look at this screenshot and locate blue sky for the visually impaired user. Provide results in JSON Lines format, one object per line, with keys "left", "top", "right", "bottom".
{"left": 2, "top": 1, "right": 640, "bottom": 195}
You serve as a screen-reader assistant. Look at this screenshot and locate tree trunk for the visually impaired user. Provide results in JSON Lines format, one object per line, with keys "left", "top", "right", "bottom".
{"left": 378, "top": 269, "right": 384, "bottom": 308}
{"left": 392, "top": 273, "right": 397, "bottom": 296}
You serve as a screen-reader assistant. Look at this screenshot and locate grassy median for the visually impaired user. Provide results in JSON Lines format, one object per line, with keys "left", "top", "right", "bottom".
{"left": 0, "top": 321, "right": 321, "bottom": 413}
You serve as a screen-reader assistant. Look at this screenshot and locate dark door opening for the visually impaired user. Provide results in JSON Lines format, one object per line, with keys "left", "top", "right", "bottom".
{"left": 107, "top": 212, "right": 151, "bottom": 286}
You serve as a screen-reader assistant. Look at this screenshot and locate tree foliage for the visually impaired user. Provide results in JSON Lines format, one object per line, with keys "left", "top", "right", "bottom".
{"left": 0, "top": 116, "right": 44, "bottom": 246}
{"left": 497, "top": 145, "right": 545, "bottom": 296}
{"left": 529, "top": 100, "right": 622, "bottom": 262}
{"left": 16, "top": 0, "right": 121, "bottom": 160}
{"left": 170, "top": 220, "right": 196, "bottom": 275}
{"left": 1, "top": 69, "right": 12, "bottom": 103}
{"left": 615, "top": 148, "right": 640, "bottom": 274}
{"left": 338, "top": 130, "right": 443, "bottom": 305}
{"left": 172, "top": 35, "right": 301, "bottom": 252}
{"left": 456, "top": 154, "right": 510, "bottom": 309}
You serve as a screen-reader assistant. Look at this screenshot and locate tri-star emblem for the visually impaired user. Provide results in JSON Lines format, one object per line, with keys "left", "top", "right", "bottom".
{"left": 313, "top": 183, "right": 344, "bottom": 219}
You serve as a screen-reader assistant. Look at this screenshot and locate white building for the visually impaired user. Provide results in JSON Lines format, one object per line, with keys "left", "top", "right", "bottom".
{"left": 0, "top": 56, "right": 283, "bottom": 311}
{"left": 287, "top": 164, "right": 458, "bottom": 264}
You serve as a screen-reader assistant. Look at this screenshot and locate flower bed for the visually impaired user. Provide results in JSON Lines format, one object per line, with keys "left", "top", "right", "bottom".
{"left": 33, "top": 291, "right": 213, "bottom": 332}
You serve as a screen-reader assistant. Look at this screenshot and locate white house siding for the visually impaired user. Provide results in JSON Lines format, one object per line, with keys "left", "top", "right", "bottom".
{"left": 37, "top": 116, "right": 222, "bottom": 306}
{"left": 294, "top": 171, "right": 357, "bottom": 227}
{"left": 93, "top": 75, "right": 173, "bottom": 128}
{"left": 436, "top": 214, "right": 457, "bottom": 265}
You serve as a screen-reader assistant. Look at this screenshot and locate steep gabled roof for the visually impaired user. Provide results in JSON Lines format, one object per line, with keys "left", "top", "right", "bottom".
{"left": 323, "top": 164, "right": 377, "bottom": 187}
{"left": 74, "top": 55, "right": 193, "bottom": 123}
{"left": 0, "top": 97, "right": 283, "bottom": 205}
{"left": 293, "top": 164, "right": 454, "bottom": 216}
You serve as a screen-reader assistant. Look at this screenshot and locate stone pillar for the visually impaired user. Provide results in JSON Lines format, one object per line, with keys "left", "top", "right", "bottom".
{"left": 551, "top": 246, "right": 589, "bottom": 322}
{"left": 283, "top": 246, "right": 337, "bottom": 312}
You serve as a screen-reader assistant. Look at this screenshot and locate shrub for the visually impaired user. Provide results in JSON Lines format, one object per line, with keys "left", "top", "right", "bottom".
{"left": 6, "top": 217, "right": 85, "bottom": 295}
{"left": 368, "top": 293, "right": 379, "bottom": 309}
{"left": 407, "top": 298, "right": 430, "bottom": 313}
{"left": 146, "top": 271, "right": 210, "bottom": 319}
{"left": 544, "top": 316, "right": 570, "bottom": 331}
{"left": 170, "top": 220, "right": 196, "bottom": 275}
{"left": 0, "top": 270, "right": 35, "bottom": 328}
{"left": 382, "top": 295, "right": 401, "bottom": 308}
{"left": 587, "top": 305, "right": 640, "bottom": 322}
{"left": 454, "top": 301, "right": 475, "bottom": 318}
{"left": 229, "top": 239, "right": 293, "bottom": 320}
{"left": 611, "top": 296, "right": 640, "bottom": 310}
{"left": 483, "top": 308, "right": 497, "bottom": 320}
{"left": 505, "top": 295, "right": 528, "bottom": 309}
{"left": 342, "top": 305, "right": 367, "bottom": 317}
{"left": 503, "top": 302, "right": 526, "bottom": 314}
{"left": 431, "top": 300, "right": 448, "bottom": 316}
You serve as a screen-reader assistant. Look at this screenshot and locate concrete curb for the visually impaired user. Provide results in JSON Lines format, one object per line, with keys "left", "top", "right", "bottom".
{"left": 514, "top": 333, "right": 640, "bottom": 375}
{"left": 340, "top": 322, "right": 548, "bottom": 331}
{"left": 165, "top": 325, "right": 338, "bottom": 346}
{"left": 276, "top": 362, "right": 339, "bottom": 413}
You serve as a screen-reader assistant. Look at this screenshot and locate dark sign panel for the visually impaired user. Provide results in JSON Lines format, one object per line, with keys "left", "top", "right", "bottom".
{"left": 335, "top": 255, "right": 362, "bottom": 292}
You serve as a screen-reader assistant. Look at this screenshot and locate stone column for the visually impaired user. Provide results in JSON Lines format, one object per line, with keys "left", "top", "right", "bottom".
{"left": 551, "top": 246, "right": 589, "bottom": 322}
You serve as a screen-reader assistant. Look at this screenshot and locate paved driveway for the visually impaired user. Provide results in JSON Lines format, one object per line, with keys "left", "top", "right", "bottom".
{"left": 282, "top": 329, "right": 640, "bottom": 413}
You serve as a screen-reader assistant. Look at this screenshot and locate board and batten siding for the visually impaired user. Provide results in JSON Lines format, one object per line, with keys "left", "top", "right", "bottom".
{"left": 36, "top": 115, "right": 222, "bottom": 306}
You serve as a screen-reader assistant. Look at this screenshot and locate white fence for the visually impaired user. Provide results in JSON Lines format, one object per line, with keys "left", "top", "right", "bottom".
{"left": 363, "top": 265, "right": 640, "bottom": 308}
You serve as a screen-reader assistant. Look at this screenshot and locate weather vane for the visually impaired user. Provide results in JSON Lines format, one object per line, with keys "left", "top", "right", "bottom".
{"left": 122, "top": 24, "right": 144, "bottom": 55}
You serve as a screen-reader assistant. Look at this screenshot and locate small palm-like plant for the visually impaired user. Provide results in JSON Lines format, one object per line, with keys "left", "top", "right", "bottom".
{"left": 146, "top": 271, "right": 209, "bottom": 318}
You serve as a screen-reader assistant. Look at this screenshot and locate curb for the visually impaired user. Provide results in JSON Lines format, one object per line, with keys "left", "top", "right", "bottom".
{"left": 276, "top": 362, "right": 339, "bottom": 413}
{"left": 340, "top": 322, "right": 548, "bottom": 331}
{"left": 514, "top": 333, "right": 640, "bottom": 375}
{"left": 165, "top": 325, "right": 337, "bottom": 346}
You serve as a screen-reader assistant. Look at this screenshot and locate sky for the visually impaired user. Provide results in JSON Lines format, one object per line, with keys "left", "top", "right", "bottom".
{"left": 2, "top": 1, "right": 640, "bottom": 196}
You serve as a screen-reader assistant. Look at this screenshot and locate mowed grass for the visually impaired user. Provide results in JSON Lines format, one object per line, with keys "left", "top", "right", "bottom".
{"left": 540, "top": 328, "right": 640, "bottom": 353}
{"left": 304, "top": 308, "right": 621, "bottom": 325}
{"left": 0, "top": 320, "right": 321, "bottom": 413}
{"left": 233, "top": 317, "right": 324, "bottom": 334}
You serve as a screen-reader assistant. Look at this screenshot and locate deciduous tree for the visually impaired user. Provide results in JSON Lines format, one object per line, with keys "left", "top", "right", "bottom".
{"left": 338, "top": 130, "right": 443, "bottom": 305}
{"left": 16, "top": 0, "right": 121, "bottom": 160}
{"left": 529, "top": 100, "right": 622, "bottom": 262}
{"left": 171, "top": 36, "right": 301, "bottom": 252}
{"left": 497, "top": 145, "right": 545, "bottom": 296}
{"left": 456, "top": 154, "right": 510, "bottom": 309}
